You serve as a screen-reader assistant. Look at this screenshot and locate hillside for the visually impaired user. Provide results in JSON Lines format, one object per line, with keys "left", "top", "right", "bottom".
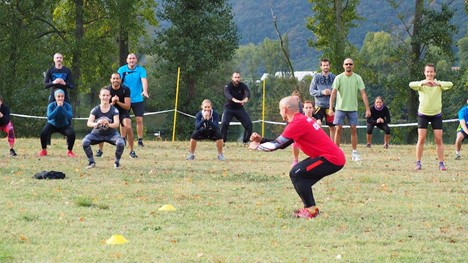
{"left": 230, "top": 0, "right": 468, "bottom": 70}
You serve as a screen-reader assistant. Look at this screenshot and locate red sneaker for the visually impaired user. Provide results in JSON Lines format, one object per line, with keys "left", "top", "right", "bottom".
{"left": 67, "top": 150, "right": 77, "bottom": 157}
{"left": 294, "top": 207, "right": 319, "bottom": 219}
{"left": 38, "top": 149, "right": 47, "bottom": 156}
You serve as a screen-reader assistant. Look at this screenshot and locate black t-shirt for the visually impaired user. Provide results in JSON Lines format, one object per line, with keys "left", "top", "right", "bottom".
{"left": 107, "top": 85, "right": 131, "bottom": 114}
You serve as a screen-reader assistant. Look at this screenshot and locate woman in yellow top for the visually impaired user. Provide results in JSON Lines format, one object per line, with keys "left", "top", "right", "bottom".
{"left": 409, "top": 63, "right": 453, "bottom": 171}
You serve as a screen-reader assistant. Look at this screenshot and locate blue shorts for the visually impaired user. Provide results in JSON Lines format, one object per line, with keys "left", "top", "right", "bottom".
{"left": 333, "top": 110, "right": 359, "bottom": 126}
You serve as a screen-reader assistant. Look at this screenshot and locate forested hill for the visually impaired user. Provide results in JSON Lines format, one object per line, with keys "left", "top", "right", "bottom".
{"left": 229, "top": 0, "right": 467, "bottom": 70}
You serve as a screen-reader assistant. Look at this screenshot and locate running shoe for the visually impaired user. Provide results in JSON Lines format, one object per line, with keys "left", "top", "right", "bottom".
{"left": 95, "top": 149, "right": 103, "bottom": 157}
{"left": 439, "top": 162, "right": 447, "bottom": 171}
{"left": 86, "top": 162, "right": 96, "bottom": 169}
{"left": 383, "top": 144, "right": 389, "bottom": 149}
{"left": 366, "top": 144, "right": 371, "bottom": 148}
{"left": 186, "top": 154, "right": 195, "bottom": 160}
{"left": 294, "top": 207, "right": 320, "bottom": 219}
{"left": 67, "top": 150, "right": 77, "bottom": 157}
{"left": 351, "top": 151, "right": 361, "bottom": 161}
{"left": 217, "top": 154, "right": 225, "bottom": 161}
{"left": 138, "top": 140, "right": 144, "bottom": 147}
{"left": 415, "top": 160, "right": 422, "bottom": 171}
{"left": 38, "top": 149, "right": 47, "bottom": 156}
{"left": 129, "top": 151, "right": 138, "bottom": 158}
{"left": 454, "top": 153, "right": 461, "bottom": 160}
{"left": 10, "top": 149, "right": 17, "bottom": 156}
{"left": 114, "top": 162, "right": 120, "bottom": 169}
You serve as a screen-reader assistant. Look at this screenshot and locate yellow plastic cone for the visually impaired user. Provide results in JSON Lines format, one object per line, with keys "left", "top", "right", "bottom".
{"left": 106, "top": 234, "right": 129, "bottom": 245}
{"left": 158, "top": 204, "right": 176, "bottom": 211}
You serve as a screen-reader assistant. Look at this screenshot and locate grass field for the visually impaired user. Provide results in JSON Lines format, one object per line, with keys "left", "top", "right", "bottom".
{"left": 0, "top": 138, "right": 466, "bottom": 262}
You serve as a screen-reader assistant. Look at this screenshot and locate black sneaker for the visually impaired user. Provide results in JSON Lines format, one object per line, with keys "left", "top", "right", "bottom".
{"left": 95, "top": 149, "right": 103, "bottom": 157}
{"left": 10, "top": 149, "right": 17, "bottom": 156}
{"left": 138, "top": 140, "right": 144, "bottom": 147}
{"left": 86, "top": 162, "right": 96, "bottom": 169}
{"left": 129, "top": 151, "right": 138, "bottom": 158}
{"left": 114, "top": 162, "right": 120, "bottom": 169}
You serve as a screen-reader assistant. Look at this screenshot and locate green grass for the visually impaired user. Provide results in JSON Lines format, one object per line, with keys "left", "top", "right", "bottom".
{"left": 0, "top": 138, "right": 466, "bottom": 262}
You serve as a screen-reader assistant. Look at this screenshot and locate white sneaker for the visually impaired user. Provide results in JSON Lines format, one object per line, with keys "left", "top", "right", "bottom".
{"left": 351, "top": 151, "right": 361, "bottom": 161}
{"left": 455, "top": 153, "right": 461, "bottom": 160}
{"left": 186, "top": 154, "right": 195, "bottom": 160}
{"left": 217, "top": 154, "right": 225, "bottom": 161}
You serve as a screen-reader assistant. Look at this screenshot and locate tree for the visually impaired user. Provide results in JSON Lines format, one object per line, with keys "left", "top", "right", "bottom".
{"left": 154, "top": 0, "right": 239, "bottom": 101}
{"left": 306, "top": 0, "right": 361, "bottom": 72}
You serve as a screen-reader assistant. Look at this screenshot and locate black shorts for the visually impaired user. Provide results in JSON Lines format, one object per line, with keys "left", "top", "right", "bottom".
{"left": 314, "top": 107, "right": 335, "bottom": 126}
{"left": 131, "top": 102, "right": 145, "bottom": 117}
{"left": 191, "top": 129, "right": 222, "bottom": 141}
{"left": 417, "top": 114, "right": 443, "bottom": 129}
{"left": 119, "top": 111, "right": 131, "bottom": 126}
{"left": 458, "top": 130, "right": 468, "bottom": 141}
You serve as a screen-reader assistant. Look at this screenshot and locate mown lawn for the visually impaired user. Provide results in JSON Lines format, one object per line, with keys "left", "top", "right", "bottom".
{"left": 0, "top": 138, "right": 466, "bottom": 262}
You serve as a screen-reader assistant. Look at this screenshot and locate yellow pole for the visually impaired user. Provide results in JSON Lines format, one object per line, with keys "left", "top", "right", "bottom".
{"left": 262, "top": 79, "right": 266, "bottom": 137}
{"left": 172, "top": 67, "right": 181, "bottom": 142}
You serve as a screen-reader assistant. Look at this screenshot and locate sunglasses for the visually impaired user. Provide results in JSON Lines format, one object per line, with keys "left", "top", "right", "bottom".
{"left": 344, "top": 63, "right": 354, "bottom": 66}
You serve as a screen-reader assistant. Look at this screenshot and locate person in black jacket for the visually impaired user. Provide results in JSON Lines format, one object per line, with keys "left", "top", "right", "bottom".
{"left": 44, "top": 53, "right": 75, "bottom": 103}
{"left": 366, "top": 96, "right": 391, "bottom": 148}
{"left": 220, "top": 72, "right": 252, "bottom": 145}
{"left": 186, "top": 99, "right": 224, "bottom": 161}
{"left": 0, "top": 96, "right": 17, "bottom": 156}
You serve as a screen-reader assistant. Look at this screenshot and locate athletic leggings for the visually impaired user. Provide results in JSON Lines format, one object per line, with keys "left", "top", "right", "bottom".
{"left": 366, "top": 123, "right": 390, "bottom": 135}
{"left": 40, "top": 123, "right": 75, "bottom": 150}
{"left": 82, "top": 132, "right": 124, "bottom": 163}
{"left": 290, "top": 157, "right": 344, "bottom": 208}
{"left": 0, "top": 121, "right": 15, "bottom": 144}
{"left": 221, "top": 107, "right": 252, "bottom": 143}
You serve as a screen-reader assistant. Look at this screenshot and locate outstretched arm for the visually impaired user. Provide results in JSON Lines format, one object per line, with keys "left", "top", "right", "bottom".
{"left": 249, "top": 132, "right": 293, "bottom": 152}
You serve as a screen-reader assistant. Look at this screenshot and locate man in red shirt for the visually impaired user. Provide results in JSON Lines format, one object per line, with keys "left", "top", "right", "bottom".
{"left": 250, "top": 96, "right": 346, "bottom": 219}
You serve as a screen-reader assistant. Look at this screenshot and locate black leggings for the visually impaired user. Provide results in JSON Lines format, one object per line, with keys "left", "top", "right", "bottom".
{"left": 40, "top": 123, "right": 76, "bottom": 150}
{"left": 289, "top": 157, "right": 343, "bottom": 208}
{"left": 366, "top": 123, "right": 390, "bottom": 135}
{"left": 220, "top": 107, "right": 252, "bottom": 143}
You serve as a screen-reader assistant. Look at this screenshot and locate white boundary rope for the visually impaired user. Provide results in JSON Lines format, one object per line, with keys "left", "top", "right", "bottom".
{"left": 10, "top": 111, "right": 458, "bottom": 128}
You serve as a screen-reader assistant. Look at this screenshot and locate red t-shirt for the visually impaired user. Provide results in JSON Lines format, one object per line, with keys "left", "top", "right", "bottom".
{"left": 282, "top": 113, "right": 346, "bottom": 166}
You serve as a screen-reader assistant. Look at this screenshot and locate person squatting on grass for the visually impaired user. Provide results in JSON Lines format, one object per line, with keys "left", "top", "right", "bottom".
{"left": 95, "top": 73, "right": 137, "bottom": 159}
{"left": 186, "top": 99, "right": 225, "bottom": 161}
{"left": 39, "top": 89, "right": 76, "bottom": 157}
{"left": 454, "top": 98, "right": 468, "bottom": 160}
{"left": 82, "top": 88, "right": 125, "bottom": 169}
{"left": 291, "top": 99, "right": 317, "bottom": 167}
{"left": 366, "top": 96, "right": 391, "bottom": 149}
{"left": 220, "top": 72, "right": 253, "bottom": 145}
{"left": 0, "top": 95, "right": 17, "bottom": 156}
{"left": 409, "top": 63, "right": 453, "bottom": 171}
{"left": 249, "top": 96, "right": 345, "bottom": 219}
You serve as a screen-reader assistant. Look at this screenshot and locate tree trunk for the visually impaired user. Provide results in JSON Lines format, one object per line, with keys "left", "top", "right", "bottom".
{"left": 72, "top": 0, "right": 84, "bottom": 115}
{"left": 408, "top": 0, "right": 423, "bottom": 120}
{"left": 406, "top": 0, "right": 424, "bottom": 143}
{"left": 118, "top": 30, "right": 129, "bottom": 67}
